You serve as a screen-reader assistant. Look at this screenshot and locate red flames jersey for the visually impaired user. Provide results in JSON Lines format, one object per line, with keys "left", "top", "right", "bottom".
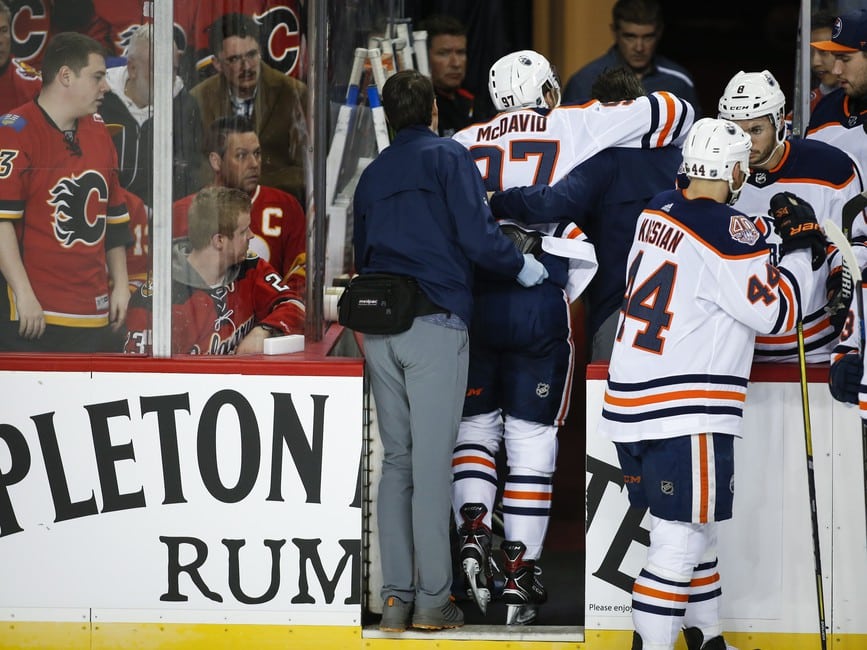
{"left": 124, "top": 253, "right": 305, "bottom": 355}
{"left": 173, "top": 184, "right": 305, "bottom": 275}
{"left": 0, "top": 103, "right": 130, "bottom": 327}
{"left": 89, "top": 0, "right": 153, "bottom": 55}
{"left": 8, "top": 1, "right": 151, "bottom": 66}
{"left": 122, "top": 188, "right": 150, "bottom": 292}
{"left": 0, "top": 60, "right": 41, "bottom": 115}
{"left": 174, "top": 1, "right": 306, "bottom": 80}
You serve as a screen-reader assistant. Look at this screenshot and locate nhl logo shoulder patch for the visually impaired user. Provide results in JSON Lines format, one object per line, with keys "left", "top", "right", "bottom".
{"left": 729, "top": 214, "right": 760, "bottom": 246}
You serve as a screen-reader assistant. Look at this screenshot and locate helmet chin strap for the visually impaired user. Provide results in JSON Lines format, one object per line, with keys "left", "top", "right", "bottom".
{"left": 752, "top": 141, "right": 783, "bottom": 170}
{"left": 727, "top": 164, "right": 750, "bottom": 205}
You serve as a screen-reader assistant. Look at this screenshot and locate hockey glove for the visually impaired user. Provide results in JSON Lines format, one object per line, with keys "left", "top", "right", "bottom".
{"left": 516, "top": 253, "right": 548, "bottom": 287}
{"left": 829, "top": 352, "right": 862, "bottom": 405}
{"left": 769, "top": 191, "right": 827, "bottom": 270}
{"left": 825, "top": 264, "right": 854, "bottom": 335}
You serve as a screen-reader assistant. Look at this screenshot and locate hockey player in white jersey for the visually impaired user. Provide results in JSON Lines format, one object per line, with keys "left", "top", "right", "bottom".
{"left": 453, "top": 51, "right": 694, "bottom": 188}
{"left": 717, "top": 69, "right": 866, "bottom": 362}
{"left": 600, "top": 118, "right": 826, "bottom": 650}
{"left": 450, "top": 50, "right": 691, "bottom": 626}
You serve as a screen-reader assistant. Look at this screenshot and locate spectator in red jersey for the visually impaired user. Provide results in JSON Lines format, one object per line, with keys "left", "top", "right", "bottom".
{"left": 190, "top": 12, "right": 308, "bottom": 204}
{"left": 0, "top": 0, "right": 41, "bottom": 114}
{"left": 420, "top": 14, "right": 494, "bottom": 137}
{"left": 125, "top": 185, "right": 304, "bottom": 355}
{"left": 172, "top": 116, "right": 305, "bottom": 276}
{"left": 0, "top": 31, "right": 130, "bottom": 352}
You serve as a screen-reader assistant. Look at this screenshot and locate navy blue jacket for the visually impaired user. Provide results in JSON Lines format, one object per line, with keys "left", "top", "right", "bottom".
{"left": 563, "top": 47, "right": 701, "bottom": 117}
{"left": 353, "top": 125, "right": 524, "bottom": 326}
{"left": 490, "top": 146, "right": 682, "bottom": 335}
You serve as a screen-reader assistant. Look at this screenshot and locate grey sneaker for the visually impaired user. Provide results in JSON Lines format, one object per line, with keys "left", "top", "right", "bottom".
{"left": 411, "top": 598, "right": 465, "bottom": 630}
{"left": 379, "top": 595, "right": 412, "bottom": 632}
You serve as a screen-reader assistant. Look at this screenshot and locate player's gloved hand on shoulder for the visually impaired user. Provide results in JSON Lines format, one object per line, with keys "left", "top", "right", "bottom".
{"left": 825, "top": 264, "right": 853, "bottom": 335}
{"left": 516, "top": 253, "right": 548, "bottom": 287}
{"left": 770, "top": 191, "right": 827, "bottom": 270}
{"left": 829, "top": 352, "right": 862, "bottom": 405}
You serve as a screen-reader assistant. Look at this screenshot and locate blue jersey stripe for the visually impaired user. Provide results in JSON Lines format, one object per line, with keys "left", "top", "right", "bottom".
{"left": 602, "top": 404, "right": 743, "bottom": 423}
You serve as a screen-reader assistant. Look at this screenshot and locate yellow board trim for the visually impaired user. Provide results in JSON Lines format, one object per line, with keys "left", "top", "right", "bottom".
{"left": 2, "top": 624, "right": 867, "bottom": 650}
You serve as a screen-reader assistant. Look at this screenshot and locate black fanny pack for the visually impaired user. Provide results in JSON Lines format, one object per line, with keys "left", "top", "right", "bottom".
{"left": 338, "top": 273, "right": 445, "bottom": 335}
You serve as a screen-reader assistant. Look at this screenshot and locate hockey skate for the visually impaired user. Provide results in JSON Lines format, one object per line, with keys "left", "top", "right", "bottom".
{"left": 457, "top": 503, "right": 493, "bottom": 614}
{"left": 501, "top": 540, "right": 547, "bottom": 625}
{"left": 683, "top": 627, "right": 738, "bottom": 650}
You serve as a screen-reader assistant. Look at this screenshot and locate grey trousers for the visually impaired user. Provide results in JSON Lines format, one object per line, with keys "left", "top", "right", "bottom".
{"left": 364, "top": 318, "right": 469, "bottom": 608}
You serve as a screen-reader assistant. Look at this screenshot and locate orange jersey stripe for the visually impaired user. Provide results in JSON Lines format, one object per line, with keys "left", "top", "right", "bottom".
{"left": 655, "top": 92, "right": 677, "bottom": 148}
{"left": 698, "top": 434, "right": 709, "bottom": 523}
{"left": 633, "top": 583, "right": 689, "bottom": 602}
{"left": 605, "top": 389, "right": 745, "bottom": 408}
{"left": 452, "top": 455, "right": 496, "bottom": 470}
{"left": 691, "top": 572, "right": 721, "bottom": 588}
{"left": 756, "top": 315, "right": 830, "bottom": 344}
{"left": 503, "top": 490, "right": 552, "bottom": 501}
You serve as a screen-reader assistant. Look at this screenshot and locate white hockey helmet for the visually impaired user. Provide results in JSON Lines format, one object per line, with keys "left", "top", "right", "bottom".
{"left": 488, "top": 50, "right": 561, "bottom": 112}
{"left": 680, "top": 118, "right": 752, "bottom": 205}
{"left": 717, "top": 69, "right": 787, "bottom": 147}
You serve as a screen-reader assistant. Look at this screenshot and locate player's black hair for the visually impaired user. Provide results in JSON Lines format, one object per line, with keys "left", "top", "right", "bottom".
{"left": 612, "top": 0, "right": 663, "bottom": 29}
{"left": 208, "top": 12, "right": 260, "bottom": 56}
{"left": 419, "top": 14, "right": 467, "bottom": 42}
{"left": 591, "top": 66, "right": 646, "bottom": 102}
{"left": 382, "top": 69, "right": 434, "bottom": 133}
{"left": 207, "top": 115, "right": 256, "bottom": 157}
{"left": 41, "top": 32, "right": 106, "bottom": 86}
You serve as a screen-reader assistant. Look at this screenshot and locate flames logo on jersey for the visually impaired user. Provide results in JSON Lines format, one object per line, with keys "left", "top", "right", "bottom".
{"left": 729, "top": 214, "right": 760, "bottom": 246}
{"left": 254, "top": 5, "right": 303, "bottom": 77}
{"left": 13, "top": 59, "right": 40, "bottom": 81}
{"left": 10, "top": 0, "right": 49, "bottom": 62}
{"left": 50, "top": 171, "right": 109, "bottom": 247}
{"left": 115, "top": 24, "right": 141, "bottom": 56}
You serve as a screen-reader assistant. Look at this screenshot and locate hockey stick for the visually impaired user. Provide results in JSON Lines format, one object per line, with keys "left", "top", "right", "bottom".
{"left": 841, "top": 190, "right": 867, "bottom": 237}
{"left": 367, "top": 47, "right": 391, "bottom": 153}
{"left": 824, "top": 219, "right": 867, "bottom": 556}
{"left": 325, "top": 47, "right": 368, "bottom": 206}
{"left": 795, "top": 318, "right": 828, "bottom": 650}
{"left": 413, "top": 30, "right": 430, "bottom": 76}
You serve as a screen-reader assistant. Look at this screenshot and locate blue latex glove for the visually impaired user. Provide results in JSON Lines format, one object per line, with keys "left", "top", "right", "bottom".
{"left": 829, "top": 353, "right": 862, "bottom": 405}
{"left": 516, "top": 253, "right": 548, "bottom": 287}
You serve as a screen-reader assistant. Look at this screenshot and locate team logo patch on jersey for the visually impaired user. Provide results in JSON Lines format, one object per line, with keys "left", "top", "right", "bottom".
{"left": 0, "top": 113, "right": 26, "bottom": 131}
{"left": 729, "top": 214, "right": 760, "bottom": 246}
{"left": 13, "top": 59, "right": 40, "bottom": 81}
{"left": 50, "top": 171, "right": 110, "bottom": 247}
{"left": 535, "top": 382, "right": 550, "bottom": 398}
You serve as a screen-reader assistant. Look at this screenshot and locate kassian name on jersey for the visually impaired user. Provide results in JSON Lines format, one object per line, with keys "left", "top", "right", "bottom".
{"left": 474, "top": 113, "right": 548, "bottom": 141}
{"left": 637, "top": 216, "right": 684, "bottom": 253}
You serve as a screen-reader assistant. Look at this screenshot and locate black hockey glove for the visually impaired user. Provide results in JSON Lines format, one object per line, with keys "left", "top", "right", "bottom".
{"left": 829, "top": 353, "right": 861, "bottom": 405}
{"left": 770, "top": 191, "right": 827, "bottom": 270}
{"left": 825, "top": 264, "right": 854, "bottom": 335}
